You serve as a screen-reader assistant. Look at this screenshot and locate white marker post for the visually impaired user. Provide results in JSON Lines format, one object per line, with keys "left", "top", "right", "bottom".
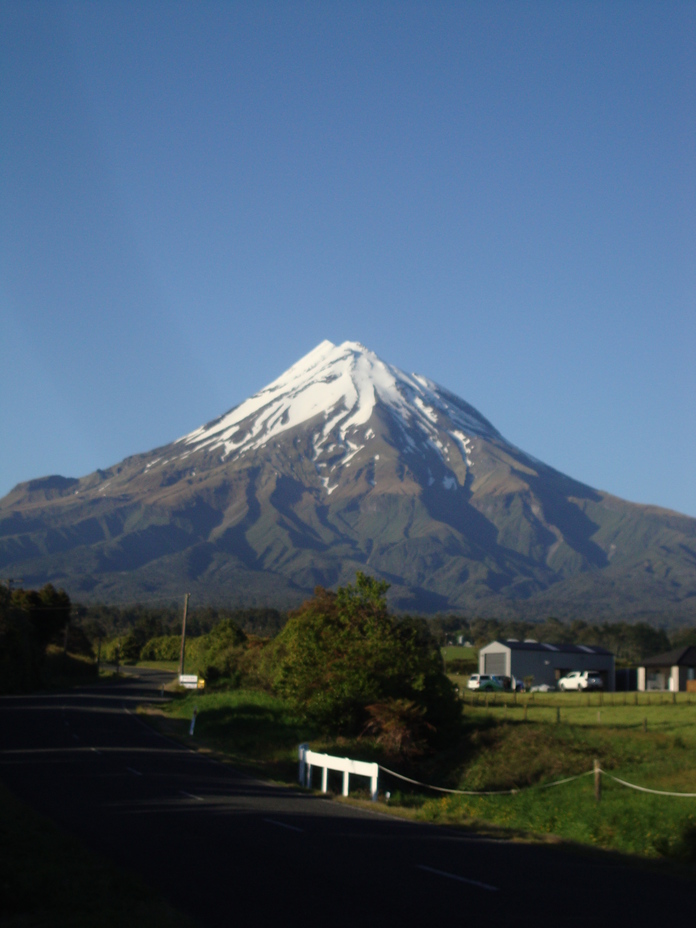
{"left": 189, "top": 707, "right": 198, "bottom": 736}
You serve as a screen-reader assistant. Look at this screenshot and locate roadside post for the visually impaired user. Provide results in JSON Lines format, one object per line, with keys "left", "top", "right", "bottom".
{"left": 189, "top": 707, "right": 198, "bottom": 736}
{"left": 594, "top": 758, "right": 601, "bottom": 803}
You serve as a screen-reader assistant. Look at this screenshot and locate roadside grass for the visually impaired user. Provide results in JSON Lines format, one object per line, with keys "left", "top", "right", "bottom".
{"left": 153, "top": 688, "right": 318, "bottom": 781}
{"left": 144, "top": 680, "right": 696, "bottom": 865}
{"left": 409, "top": 780, "right": 696, "bottom": 861}
{"left": 0, "top": 780, "right": 196, "bottom": 928}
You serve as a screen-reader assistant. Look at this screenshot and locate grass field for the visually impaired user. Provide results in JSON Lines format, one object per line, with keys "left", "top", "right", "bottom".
{"left": 440, "top": 645, "right": 478, "bottom": 662}
{"left": 0, "top": 781, "right": 195, "bottom": 927}
{"left": 150, "top": 683, "right": 696, "bottom": 865}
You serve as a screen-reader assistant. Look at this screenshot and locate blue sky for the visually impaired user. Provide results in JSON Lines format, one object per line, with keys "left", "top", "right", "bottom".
{"left": 2, "top": 2, "right": 695, "bottom": 515}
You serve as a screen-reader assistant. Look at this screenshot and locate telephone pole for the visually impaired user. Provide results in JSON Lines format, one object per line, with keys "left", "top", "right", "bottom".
{"left": 178, "top": 593, "right": 190, "bottom": 677}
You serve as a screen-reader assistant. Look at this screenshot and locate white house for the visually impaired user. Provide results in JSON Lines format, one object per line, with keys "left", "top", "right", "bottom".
{"left": 638, "top": 646, "right": 696, "bottom": 692}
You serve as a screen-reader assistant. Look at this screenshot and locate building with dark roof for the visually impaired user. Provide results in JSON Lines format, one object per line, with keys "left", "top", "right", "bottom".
{"left": 638, "top": 647, "right": 696, "bottom": 692}
{"left": 479, "top": 639, "right": 615, "bottom": 690}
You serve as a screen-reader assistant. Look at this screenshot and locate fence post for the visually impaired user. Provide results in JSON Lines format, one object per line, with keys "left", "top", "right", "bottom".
{"left": 322, "top": 766, "right": 328, "bottom": 793}
{"left": 298, "top": 744, "right": 308, "bottom": 785}
{"left": 594, "top": 758, "right": 601, "bottom": 803}
{"left": 371, "top": 769, "right": 378, "bottom": 802}
{"left": 342, "top": 770, "right": 350, "bottom": 797}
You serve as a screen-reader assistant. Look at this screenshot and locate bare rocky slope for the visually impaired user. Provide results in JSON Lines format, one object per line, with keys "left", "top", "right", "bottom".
{"left": 1, "top": 340, "right": 695, "bottom": 620}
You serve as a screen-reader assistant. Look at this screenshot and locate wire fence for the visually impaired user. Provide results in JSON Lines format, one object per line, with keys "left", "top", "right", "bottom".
{"left": 377, "top": 763, "right": 696, "bottom": 799}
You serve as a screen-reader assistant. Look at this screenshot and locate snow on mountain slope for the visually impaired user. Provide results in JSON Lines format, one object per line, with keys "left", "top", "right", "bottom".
{"left": 176, "top": 340, "right": 504, "bottom": 473}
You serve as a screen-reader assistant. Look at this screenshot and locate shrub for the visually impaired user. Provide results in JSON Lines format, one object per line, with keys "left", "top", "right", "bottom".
{"left": 140, "top": 635, "right": 181, "bottom": 662}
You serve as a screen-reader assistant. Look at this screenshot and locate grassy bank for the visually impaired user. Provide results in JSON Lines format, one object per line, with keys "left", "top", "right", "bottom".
{"left": 151, "top": 684, "right": 696, "bottom": 864}
{"left": 393, "top": 692, "right": 696, "bottom": 861}
{"left": 0, "top": 781, "right": 195, "bottom": 928}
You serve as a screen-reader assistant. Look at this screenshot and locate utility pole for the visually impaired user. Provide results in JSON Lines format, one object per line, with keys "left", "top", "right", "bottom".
{"left": 178, "top": 593, "right": 190, "bottom": 677}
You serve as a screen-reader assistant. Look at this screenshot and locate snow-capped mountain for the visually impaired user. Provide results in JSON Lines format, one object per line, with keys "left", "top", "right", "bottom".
{"left": 177, "top": 339, "right": 503, "bottom": 474}
{"left": 1, "top": 341, "right": 696, "bottom": 618}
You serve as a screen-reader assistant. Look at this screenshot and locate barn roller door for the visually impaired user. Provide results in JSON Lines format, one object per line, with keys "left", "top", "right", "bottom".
{"left": 484, "top": 652, "right": 506, "bottom": 676}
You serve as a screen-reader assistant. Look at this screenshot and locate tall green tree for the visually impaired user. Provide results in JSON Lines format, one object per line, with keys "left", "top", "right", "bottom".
{"left": 268, "top": 572, "right": 459, "bottom": 736}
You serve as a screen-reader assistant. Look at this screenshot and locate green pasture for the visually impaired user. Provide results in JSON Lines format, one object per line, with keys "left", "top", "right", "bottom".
{"left": 440, "top": 645, "right": 477, "bottom": 662}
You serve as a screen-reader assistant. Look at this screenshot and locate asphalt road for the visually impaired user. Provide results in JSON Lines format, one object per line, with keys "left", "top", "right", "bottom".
{"left": 0, "top": 669, "right": 693, "bottom": 927}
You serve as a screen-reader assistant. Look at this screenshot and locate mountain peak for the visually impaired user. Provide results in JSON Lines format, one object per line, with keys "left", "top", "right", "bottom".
{"left": 177, "top": 340, "right": 503, "bottom": 466}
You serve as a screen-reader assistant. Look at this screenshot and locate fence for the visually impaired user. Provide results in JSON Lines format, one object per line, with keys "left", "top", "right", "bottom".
{"left": 298, "top": 744, "right": 379, "bottom": 801}
{"left": 298, "top": 745, "right": 696, "bottom": 802}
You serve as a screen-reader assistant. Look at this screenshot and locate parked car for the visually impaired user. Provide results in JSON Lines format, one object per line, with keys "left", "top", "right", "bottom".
{"left": 557, "top": 671, "right": 604, "bottom": 691}
{"left": 467, "top": 674, "right": 504, "bottom": 692}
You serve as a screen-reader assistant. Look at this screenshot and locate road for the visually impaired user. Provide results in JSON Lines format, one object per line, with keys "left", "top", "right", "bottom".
{"left": 0, "top": 669, "right": 692, "bottom": 926}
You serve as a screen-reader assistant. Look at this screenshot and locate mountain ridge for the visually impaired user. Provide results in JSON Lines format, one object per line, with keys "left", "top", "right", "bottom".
{"left": 1, "top": 340, "right": 695, "bottom": 620}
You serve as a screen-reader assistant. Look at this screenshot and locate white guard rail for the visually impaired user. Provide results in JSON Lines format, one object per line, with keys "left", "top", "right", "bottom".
{"left": 298, "top": 744, "right": 378, "bottom": 801}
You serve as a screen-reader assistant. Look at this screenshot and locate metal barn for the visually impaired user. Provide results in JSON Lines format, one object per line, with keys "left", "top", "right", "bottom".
{"left": 478, "top": 639, "right": 616, "bottom": 691}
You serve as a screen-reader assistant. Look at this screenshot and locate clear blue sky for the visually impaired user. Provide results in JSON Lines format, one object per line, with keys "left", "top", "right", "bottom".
{"left": 2, "top": 2, "right": 694, "bottom": 515}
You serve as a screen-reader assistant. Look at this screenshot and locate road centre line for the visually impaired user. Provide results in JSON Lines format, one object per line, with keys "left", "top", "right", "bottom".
{"left": 127, "top": 767, "right": 143, "bottom": 776}
{"left": 180, "top": 790, "right": 203, "bottom": 801}
{"left": 416, "top": 864, "right": 499, "bottom": 891}
{"left": 263, "top": 818, "right": 304, "bottom": 833}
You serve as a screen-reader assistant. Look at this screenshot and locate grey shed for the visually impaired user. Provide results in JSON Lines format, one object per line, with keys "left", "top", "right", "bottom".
{"left": 478, "top": 639, "right": 615, "bottom": 690}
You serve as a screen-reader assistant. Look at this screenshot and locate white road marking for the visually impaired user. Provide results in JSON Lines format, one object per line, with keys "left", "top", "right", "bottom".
{"left": 263, "top": 818, "right": 304, "bottom": 833}
{"left": 91, "top": 748, "right": 101, "bottom": 755}
{"left": 416, "top": 864, "right": 499, "bottom": 892}
{"left": 127, "top": 767, "right": 143, "bottom": 776}
{"left": 180, "top": 790, "right": 203, "bottom": 801}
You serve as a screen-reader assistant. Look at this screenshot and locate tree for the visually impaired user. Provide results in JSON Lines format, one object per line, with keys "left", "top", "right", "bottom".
{"left": 11, "top": 584, "right": 71, "bottom": 651}
{"left": 268, "top": 572, "right": 459, "bottom": 737}
{"left": 0, "top": 585, "right": 40, "bottom": 692}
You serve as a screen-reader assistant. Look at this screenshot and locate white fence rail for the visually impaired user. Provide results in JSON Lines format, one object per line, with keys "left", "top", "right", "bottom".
{"left": 298, "top": 744, "right": 378, "bottom": 801}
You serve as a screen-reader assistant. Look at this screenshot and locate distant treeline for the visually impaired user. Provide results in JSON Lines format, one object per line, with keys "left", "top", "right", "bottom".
{"left": 426, "top": 615, "right": 681, "bottom": 663}
{"left": 71, "top": 600, "right": 694, "bottom": 665}
{"left": 75, "top": 602, "right": 287, "bottom": 641}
